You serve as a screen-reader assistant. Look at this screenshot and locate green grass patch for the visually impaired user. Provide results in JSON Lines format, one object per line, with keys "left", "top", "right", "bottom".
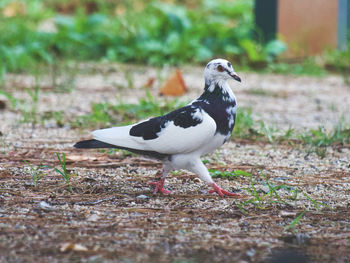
{"left": 24, "top": 160, "right": 49, "bottom": 187}
{"left": 299, "top": 122, "right": 350, "bottom": 147}
{"left": 209, "top": 169, "right": 251, "bottom": 179}
{"left": 233, "top": 107, "right": 263, "bottom": 139}
{"left": 73, "top": 91, "right": 187, "bottom": 128}
{"left": 233, "top": 108, "right": 349, "bottom": 156}
{"left": 266, "top": 58, "right": 326, "bottom": 77}
{"left": 299, "top": 120, "right": 350, "bottom": 157}
{"left": 55, "top": 152, "right": 73, "bottom": 192}
{"left": 324, "top": 46, "right": 350, "bottom": 73}
{"left": 210, "top": 168, "right": 328, "bottom": 229}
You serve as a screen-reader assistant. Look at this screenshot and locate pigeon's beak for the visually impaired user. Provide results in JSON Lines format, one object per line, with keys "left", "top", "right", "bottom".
{"left": 230, "top": 72, "right": 241, "bottom": 82}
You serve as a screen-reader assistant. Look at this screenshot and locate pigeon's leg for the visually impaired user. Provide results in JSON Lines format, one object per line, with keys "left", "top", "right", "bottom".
{"left": 188, "top": 158, "right": 239, "bottom": 197}
{"left": 148, "top": 164, "right": 172, "bottom": 195}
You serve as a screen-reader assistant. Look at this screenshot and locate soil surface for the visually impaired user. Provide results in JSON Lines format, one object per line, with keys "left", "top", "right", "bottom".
{"left": 0, "top": 64, "right": 349, "bottom": 263}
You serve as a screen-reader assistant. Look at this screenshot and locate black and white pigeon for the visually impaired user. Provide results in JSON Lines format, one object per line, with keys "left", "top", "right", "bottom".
{"left": 74, "top": 58, "right": 241, "bottom": 197}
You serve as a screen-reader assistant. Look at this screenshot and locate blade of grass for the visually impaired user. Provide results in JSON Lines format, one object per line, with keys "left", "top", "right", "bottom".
{"left": 302, "top": 191, "right": 329, "bottom": 209}
{"left": 24, "top": 160, "right": 50, "bottom": 187}
{"left": 259, "top": 171, "right": 282, "bottom": 202}
{"left": 55, "top": 152, "right": 72, "bottom": 192}
{"left": 248, "top": 173, "right": 261, "bottom": 203}
{"left": 284, "top": 210, "right": 306, "bottom": 231}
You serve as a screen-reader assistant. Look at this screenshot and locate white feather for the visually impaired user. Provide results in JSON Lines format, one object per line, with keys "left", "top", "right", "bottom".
{"left": 92, "top": 124, "right": 143, "bottom": 149}
{"left": 92, "top": 111, "right": 217, "bottom": 155}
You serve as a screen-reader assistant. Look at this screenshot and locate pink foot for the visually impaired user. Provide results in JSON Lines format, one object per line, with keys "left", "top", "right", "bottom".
{"left": 209, "top": 182, "right": 239, "bottom": 197}
{"left": 148, "top": 178, "right": 172, "bottom": 194}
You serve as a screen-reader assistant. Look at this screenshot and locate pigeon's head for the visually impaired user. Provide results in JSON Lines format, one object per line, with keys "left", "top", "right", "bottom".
{"left": 204, "top": 58, "right": 241, "bottom": 84}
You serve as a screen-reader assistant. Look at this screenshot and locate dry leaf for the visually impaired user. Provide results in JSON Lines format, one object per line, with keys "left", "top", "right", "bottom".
{"left": 114, "top": 5, "right": 126, "bottom": 15}
{"left": 60, "top": 242, "right": 88, "bottom": 252}
{"left": 143, "top": 77, "right": 156, "bottom": 89}
{"left": 159, "top": 69, "right": 187, "bottom": 96}
{"left": 3, "top": 2, "right": 26, "bottom": 17}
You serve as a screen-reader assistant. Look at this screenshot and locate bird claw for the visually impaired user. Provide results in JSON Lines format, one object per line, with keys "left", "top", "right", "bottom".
{"left": 209, "top": 182, "right": 239, "bottom": 197}
{"left": 148, "top": 179, "right": 172, "bottom": 195}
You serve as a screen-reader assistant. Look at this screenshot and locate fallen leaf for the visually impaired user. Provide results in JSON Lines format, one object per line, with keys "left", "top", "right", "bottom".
{"left": 3, "top": 2, "right": 26, "bottom": 17}
{"left": 115, "top": 5, "right": 126, "bottom": 15}
{"left": 143, "top": 77, "right": 156, "bottom": 89}
{"left": 60, "top": 242, "right": 88, "bottom": 252}
{"left": 159, "top": 69, "right": 187, "bottom": 96}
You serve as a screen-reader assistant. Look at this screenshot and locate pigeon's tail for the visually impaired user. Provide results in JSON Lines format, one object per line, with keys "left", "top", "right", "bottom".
{"left": 74, "top": 139, "right": 117, "bottom": 149}
{"left": 74, "top": 139, "right": 169, "bottom": 159}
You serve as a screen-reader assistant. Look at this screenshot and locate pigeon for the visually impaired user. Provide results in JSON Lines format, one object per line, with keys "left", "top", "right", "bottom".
{"left": 74, "top": 58, "right": 241, "bottom": 197}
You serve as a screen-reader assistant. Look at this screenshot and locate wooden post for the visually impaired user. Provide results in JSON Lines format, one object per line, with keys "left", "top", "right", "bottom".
{"left": 254, "top": 0, "right": 350, "bottom": 58}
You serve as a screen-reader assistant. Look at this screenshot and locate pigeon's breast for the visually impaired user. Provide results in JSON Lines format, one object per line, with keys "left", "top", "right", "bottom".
{"left": 194, "top": 99, "right": 237, "bottom": 137}
{"left": 196, "top": 132, "right": 228, "bottom": 156}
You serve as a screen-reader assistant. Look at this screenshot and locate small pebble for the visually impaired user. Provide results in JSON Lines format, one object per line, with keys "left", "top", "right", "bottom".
{"left": 273, "top": 177, "right": 287, "bottom": 181}
{"left": 246, "top": 248, "right": 256, "bottom": 258}
{"left": 136, "top": 194, "right": 149, "bottom": 199}
{"left": 38, "top": 201, "right": 56, "bottom": 211}
{"left": 87, "top": 214, "right": 100, "bottom": 222}
{"left": 44, "top": 123, "right": 57, "bottom": 129}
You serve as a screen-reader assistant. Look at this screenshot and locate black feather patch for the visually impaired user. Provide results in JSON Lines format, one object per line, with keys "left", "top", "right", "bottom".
{"left": 129, "top": 106, "right": 202, "bottom": 140}
{"left": 172, "top": 107, "right": 202, "bottom": 128}
{"left": 197, "top": 83, "right": 236, "bottom": 136}
{"left": 74, "top": 139, "right": 168, "bottom": 159}
{"left": 74, "top": 139, "right": 115, "bottom": 149}
{"left": 129, "top": 117, "right": 164, "bottom": 140}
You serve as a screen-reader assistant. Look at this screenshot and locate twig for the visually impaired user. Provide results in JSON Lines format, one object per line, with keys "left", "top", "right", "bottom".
{"left": 74, "top": 196, "right": 117, "bottom": 206}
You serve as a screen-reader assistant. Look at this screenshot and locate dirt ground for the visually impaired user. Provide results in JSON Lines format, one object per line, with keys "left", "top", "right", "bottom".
{"left": 0, "top": 64, "right": 349, "bottom": 263}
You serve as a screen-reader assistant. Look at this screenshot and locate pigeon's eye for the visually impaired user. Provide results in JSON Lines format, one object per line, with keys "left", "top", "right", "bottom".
{"left": 217, "top": 65, "right": 224, "bottom": 72}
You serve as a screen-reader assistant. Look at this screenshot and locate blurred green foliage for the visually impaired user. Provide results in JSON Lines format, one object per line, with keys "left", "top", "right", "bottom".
{"left": 73, "top": 91, "right": 187, "bottom": 128}
{"left": 0, "top": 0, "right": 288, "bottom": 73}
{"left": 0, "top": 0, "right": 348, "bottom": 75}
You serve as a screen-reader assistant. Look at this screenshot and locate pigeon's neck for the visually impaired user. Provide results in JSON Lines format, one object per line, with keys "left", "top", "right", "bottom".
{"left": 195, "top": 78, "right": 237, "bottom": 139}
{"left": 201, "top": 79, "right": 236, "bottom": 103}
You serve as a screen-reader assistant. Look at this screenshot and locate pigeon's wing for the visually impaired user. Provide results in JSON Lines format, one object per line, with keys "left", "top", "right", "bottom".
{"left": 92, "top": 105, "right": 216, "bottom": 155}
